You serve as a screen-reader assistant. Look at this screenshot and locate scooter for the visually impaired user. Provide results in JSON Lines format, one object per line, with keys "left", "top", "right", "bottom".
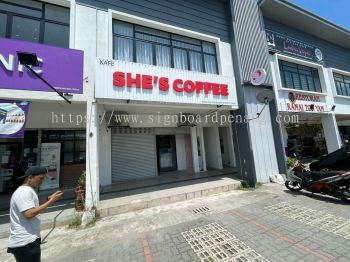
{"left": 285, "top": 158, "right": 350, "bottom": 202}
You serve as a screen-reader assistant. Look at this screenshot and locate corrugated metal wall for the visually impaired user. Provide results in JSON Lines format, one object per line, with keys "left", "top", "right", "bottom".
{"left": 231, "top": 0, "right": 272, "bottom": 85}
{"left": 77, "top": 0, "right": 231, "bottom": 42}
{"left": 264, "top": 18, "right": 350, "bottom": 72}
{"left": 111, "top": 128, "right": 157, "bottom": 182}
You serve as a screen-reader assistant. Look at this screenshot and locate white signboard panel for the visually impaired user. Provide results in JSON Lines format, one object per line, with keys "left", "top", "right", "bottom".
{"left": 278, "top": 90, "right": 327, "bottom": 113}
{"left": 95, "top": 59, "right": 238, "bottom": 107}
{"left": 40, "top": 143, "right": 60, "bottom": 190}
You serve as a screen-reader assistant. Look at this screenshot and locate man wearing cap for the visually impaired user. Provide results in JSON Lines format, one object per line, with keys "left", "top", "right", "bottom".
{"left": 7, "top": 166, "right": 63, "bottom": 262}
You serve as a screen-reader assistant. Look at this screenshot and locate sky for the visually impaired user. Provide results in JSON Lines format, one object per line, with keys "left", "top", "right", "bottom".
{"left": 289, "top": 0, "right": 350, "bottom": 30}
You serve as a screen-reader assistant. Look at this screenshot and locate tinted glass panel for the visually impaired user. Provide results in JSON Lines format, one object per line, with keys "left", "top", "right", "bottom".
{"left": 45, "top": 4, "right": 70, "bottom": 23}
{"left": 173, "top": 48, "right": 188, "bottom": 70}
{"left": 189, "top": 51, "right": 203, "bottom": 72}
{"left": 156, "top": 45, "right": 170, "bottom": 67}
{"left": 114, "top": 37, "right": 133, "bottom": 61}
{"left": 0, "top": 3, "right": 41, "bottom": 17}
{"left": 204, "top": 55, "right": 217, "bottom": 74}
{"left": 136, "top": 41, "right": 153, "bottom": 65}
{"left": 11, "top": 16, "right": 40, "bottom": 42}
{"left": 0, "top": 13, "right": 6, "bottom": 37}
{"left": 10, "top": 0, "right": 42, "bottom": 9}
{"left": 113, "top": 20, "right": 133, "bottom": 36}
{"left": 44, "top": 22, "right": 69, "bottom": 47}
{"left": 202, "top": 42, "right": 215, "bottom": 54}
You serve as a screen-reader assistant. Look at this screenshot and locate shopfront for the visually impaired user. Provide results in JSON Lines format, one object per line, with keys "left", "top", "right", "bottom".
{"left": 0, "top": 37, "right": 84, "bottom": 193}
{"left": 93, "top": 18, "right": 238, "bottom": 184}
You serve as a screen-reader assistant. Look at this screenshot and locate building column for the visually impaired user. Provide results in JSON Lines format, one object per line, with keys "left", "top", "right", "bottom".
{"left": 203, "top": 126, "right": 223, "bottom": 169}
{"left": 83, "top": 100, "right": 100, "bottom": 223}
{"left": 321, "top": 113, "right": 342, "bottom": 153}
{"left": 197, "top": 126, "right": 207, "bottom": 171}
{"left": 226, "top": 126, "right": 236, "bottom": 167}
{"left": 190, "top": 127, "right": 200, "bottom": 172}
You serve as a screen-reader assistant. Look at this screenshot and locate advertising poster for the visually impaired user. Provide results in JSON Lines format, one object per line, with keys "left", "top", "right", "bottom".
{"left": 40, "top": 143, "right": 60, "bottom": 190}
{"left": 0, "top": 100, "right": 30, "bottom": 139}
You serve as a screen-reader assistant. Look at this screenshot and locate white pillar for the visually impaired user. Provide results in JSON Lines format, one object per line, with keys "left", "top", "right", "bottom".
{"left": 83, "top": 101, "right": 100, "bottom": 223}
{"left": 321, "top": 113, "right": 342, "bottom": 153}
{"left": 203, "top": 126, "right": 223, "bottom": 169}
{"left": 190, "top": 127, "right": 200, "bottom": 172}
{"left": 197, "top": 126, "right": 207, "bottom": 171}
{"left": 227, "top": 126, "right": 236, "bottom": 167}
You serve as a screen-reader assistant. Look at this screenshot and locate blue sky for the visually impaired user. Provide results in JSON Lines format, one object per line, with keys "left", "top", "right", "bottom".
{"left": 289, "top": 0, "right": 350, "bottom": 30}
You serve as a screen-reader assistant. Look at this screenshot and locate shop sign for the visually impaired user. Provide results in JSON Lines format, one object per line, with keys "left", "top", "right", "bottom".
{"left": 250, "top": 68, "right": 267, "bottom": 86}
{"left": 40, "top": 143, "right": 60, "bottom": 190}
{"left": 266, "top": 30, "right": 323, "bottom": 63}
{"left": 0, "top": 100, "right": 29, "bottom": 139}
{"left": 95, "top": 59, "right": 238, "bottom": 107}
{"left": 0, "top": 38, "right": 83, "bottom": 94}
{"left": 284, "top": 91, "right": 326, "bottom": 113}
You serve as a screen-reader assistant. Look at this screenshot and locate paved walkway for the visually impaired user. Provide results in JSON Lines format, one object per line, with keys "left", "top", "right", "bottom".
{"left": 1, "top": 184, "right": 350, "bottom": 262}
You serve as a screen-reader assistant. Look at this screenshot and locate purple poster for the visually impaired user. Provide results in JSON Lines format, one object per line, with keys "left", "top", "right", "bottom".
{"left": 0, "top": 100, "right": 30, "bottom": 139}
{"left": 0, "top": 38, "right": 83, "bottom": 93}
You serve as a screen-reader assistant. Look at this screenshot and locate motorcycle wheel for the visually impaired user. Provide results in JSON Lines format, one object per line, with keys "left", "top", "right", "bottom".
{"left": 285, "top": 180, "right": 303, "bottom": 191}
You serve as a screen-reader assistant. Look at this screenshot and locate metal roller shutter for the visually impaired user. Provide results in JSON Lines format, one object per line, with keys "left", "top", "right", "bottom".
{"left": 111, "top": 128, "right": 156, "bottom": 182}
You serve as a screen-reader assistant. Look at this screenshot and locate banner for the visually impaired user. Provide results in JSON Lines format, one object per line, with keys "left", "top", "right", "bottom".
{"left": 40, "top": 143, "right": 60, "bottom": 190}
{"left": 266, "top": 29, "right": 324, "bottom": 64}
{"left": 0, "top": 100, "right": 30, "bottom": 138}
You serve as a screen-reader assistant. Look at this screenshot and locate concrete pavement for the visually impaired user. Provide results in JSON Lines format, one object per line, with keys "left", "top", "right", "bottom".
{"left": 1, "top": 184, "right": 350, "bottom": 261}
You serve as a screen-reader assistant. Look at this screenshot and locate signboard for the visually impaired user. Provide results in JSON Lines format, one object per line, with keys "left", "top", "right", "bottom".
{"left": 266, "top": 30, "right": 323, "bottom": 63}
{"left": 0, "top": 38, "right": 84, "bottom": 93}
{"left": 95, "top": 58, "right": 238, "bottom": 107}
{"left": 251, "top": 68, "right": 267, "bottom": 86}
{"left": 279, "top": 91, "right": 327, "bottom": 113}
{"left": 40, "top": 143, "right": 60, "bottom": 190}
{"left": 0, "top": 100, "right": 29, "bottom": 138}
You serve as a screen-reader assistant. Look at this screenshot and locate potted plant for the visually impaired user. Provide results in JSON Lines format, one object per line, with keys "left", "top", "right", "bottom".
{"left": 75, "top": 171, "right": 86, "bottom": 212}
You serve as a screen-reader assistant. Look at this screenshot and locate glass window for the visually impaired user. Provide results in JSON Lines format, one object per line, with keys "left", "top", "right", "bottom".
{"left": 136, "top": 41, "right": 153, "bottom": 65}
{"left": 112, "top": 20, "right": 218, "bottom": 74}
{"left": 114, "top": 37, "right": 133, "bottom": 62}
{"left": 1, "top": 2, "right": 69, "bottom": 47}
{"left": 75, "top": 152, "right": 86, "bottom": 163}
{"left": 0, "top": 13, "right": 6, "bottom": 37}
{"left": 63, "top": 153, "right": 74, "bottom": 164}
{"left": 334, "top": 73, "right": 350, "bottom": 96}
{"left": 44, "top": 22, "right": 69, "bottom": 47}
{"left": 11, "top": 16, "right": 40, "bottom": 42}
{"left": 45, "top": 4, "right": 70, "bottom": 24}
{"left": 279, "top": 60, "right": 322, "bottom": 92}
{"left": 63, "top": 141, "right": 74, "bottom": 152}
{"left": 173, "top": 48, "right": 188, "bottom": 70}
{"left": 75, "top": 140, "right": 85, "bottom": 151}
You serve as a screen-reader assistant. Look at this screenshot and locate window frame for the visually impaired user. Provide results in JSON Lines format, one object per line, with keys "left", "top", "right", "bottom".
{"left": 0, "top": 0, "right": 70, "bottom": 47}
{"left": 112, "top": 19, "right": 219, "bottom": 74}
{"left": 331, "top": 68, "right": 350, "bottom": 99}
{"left": 275, "top": 54, "right": 325, "bottom": 95}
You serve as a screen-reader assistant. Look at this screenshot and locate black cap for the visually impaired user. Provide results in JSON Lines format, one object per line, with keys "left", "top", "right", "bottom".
{"left": 18, "top": 166, "right": 48, "bottom": 179}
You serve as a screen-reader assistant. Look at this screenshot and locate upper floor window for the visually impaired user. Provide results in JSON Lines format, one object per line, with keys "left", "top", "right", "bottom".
{"left": 0, "top": 0, "right": 69, "bottom": 48}
{"left": 113, "top": 20, "right": 218, "bottom": 74}
{"left": 279, "top": 60, "right": 322, "bottom": 92}
{"left": 334, "top": 73, "right": 350, "bottom": 97}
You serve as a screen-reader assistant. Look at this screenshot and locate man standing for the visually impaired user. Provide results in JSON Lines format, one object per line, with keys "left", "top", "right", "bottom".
{"left": 7, "top": 166, "right": 63, "bottom": 262}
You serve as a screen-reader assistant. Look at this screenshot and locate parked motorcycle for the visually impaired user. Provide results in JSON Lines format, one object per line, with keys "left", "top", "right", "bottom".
{"left": 285, "top": 158, "right": 350, "bottom": 202}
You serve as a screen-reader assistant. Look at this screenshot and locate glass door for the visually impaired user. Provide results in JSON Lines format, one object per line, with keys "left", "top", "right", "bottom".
{"left": 156, "top": 135, "right": 177, "bottom": 172}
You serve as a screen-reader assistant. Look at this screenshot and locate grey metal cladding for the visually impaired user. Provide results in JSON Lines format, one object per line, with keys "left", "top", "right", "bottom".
{"left": 264, "top": 18, "right": 350, "bottom": 72}
{"left": 76, "top": 0, "right": 231, "bottom": 42}
{"left": 231, "top": 0, "right": 272, "bottom": 85}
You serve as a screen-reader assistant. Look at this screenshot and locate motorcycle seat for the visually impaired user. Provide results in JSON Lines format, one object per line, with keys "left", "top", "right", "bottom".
{"left": 310, "top": 171, "right": 343, "bottom": 180}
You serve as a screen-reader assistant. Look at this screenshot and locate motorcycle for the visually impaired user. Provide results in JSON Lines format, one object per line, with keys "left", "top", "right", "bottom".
{"left": 285, "top": 158, "right": 350, "bottom": 202}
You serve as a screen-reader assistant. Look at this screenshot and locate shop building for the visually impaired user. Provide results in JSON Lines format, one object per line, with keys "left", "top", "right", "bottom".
{"left": 0, "top": 0, "right": 86, "bottom": 193}
{"left": 259, "top": 0, "right": 350, "bottom": 160}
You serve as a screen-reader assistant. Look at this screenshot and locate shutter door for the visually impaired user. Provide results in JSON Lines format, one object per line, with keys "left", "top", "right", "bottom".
{"left": 111, "top": 128, "right": 156, "bottom": 183}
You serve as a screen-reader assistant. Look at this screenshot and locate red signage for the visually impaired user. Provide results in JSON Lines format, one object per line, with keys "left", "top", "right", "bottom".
{"left": 113, "top": 71, "right": 229, "bottom": 96}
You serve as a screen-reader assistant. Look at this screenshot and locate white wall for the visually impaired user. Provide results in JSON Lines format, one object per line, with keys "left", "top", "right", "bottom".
{"left": 245, "top": 86, "right": 279, "bottom": 182}
{"left": 203, "top": 126, "right": 223, "bottom": 169}
{"left": 322, "top": 114, "right": 342, "bottom": 153}
{"left": 175, "top": 135, "right": 187, "bottom": 171}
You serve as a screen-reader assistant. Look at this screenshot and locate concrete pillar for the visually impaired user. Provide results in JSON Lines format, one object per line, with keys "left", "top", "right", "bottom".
{"left": 226, "top": 126, "right": 236, "bottom": 167}
{"left": 203, "top": 126, "right": 223, "bottom": 169}
{"left": 197, "top": 126, "right": 207, "bottom": 171}
{"left": 321, "top": 113, "right": 342, "bottom": 153}
{"left": 190, "top": 127, "right": 200, "bottom": 172}
{"left": 83, "top": 100, "right": 100, "bottom": 223}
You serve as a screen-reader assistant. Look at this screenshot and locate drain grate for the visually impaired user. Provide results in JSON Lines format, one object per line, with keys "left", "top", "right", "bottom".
{"left": 192, "top": 206, "right": 211, "bottom": 215}
{"left": 265, "top": 202, "right": 350, "bottom": 240}
{"left": 181, "top": 223, "right": 269, "bottom": 262}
